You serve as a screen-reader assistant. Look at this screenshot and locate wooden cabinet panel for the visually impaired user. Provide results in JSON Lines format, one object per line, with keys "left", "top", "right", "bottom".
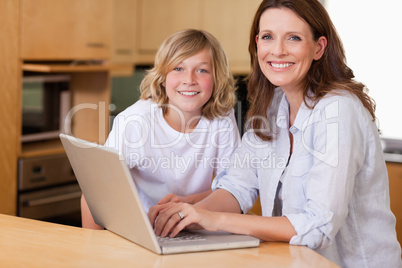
{"left": 0, "top": 0, "right": 20, "bottom": 215}
{"left": 136, "top": 0, "right": 202, "bottom": 63}
{"left": 70, "top": 72, "right": 110, "bottom": 144}
{"left": 112, "top": 0, "right": 138, "bottom": 64}
{"left": 134, "top": 0, "right": 260, "bottom": 73}
{"left": 21, "top": 0, "right": 112, "bottom": 60}
{"left": 387, "top": 162, "right": 402, "bottom": 247}
{"left": 201, "top": 0, "right": 260, "bottom": 74}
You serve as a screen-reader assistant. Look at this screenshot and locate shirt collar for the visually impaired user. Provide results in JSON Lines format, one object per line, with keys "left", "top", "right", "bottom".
{"left": 276, "top": 89, "right": 315, "bottom": 131}
{"left": 276, "top": 93, "right": 289, "bottom": 129}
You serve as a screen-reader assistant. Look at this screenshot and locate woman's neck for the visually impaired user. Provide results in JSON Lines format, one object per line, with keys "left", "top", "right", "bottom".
{"left": 283, "top": 89, "right": 303, "bottom": 126}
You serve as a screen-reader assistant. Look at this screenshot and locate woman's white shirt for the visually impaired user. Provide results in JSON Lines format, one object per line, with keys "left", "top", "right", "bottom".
{"left": 213, "top": 88, "right": 402, "bottom": 268}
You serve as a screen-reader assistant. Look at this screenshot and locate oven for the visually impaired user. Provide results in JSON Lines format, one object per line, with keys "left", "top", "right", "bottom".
{"left": 17, "top": 153, "right": 82, "bottom": 227}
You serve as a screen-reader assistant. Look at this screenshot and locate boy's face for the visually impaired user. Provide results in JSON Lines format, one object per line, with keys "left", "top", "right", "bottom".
{"left": 164, "top": 48, "right": 214, "bottom": 119}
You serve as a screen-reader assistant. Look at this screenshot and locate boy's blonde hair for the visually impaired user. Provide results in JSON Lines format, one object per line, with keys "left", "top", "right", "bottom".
{"left": 140, "top": 29, "right": 237, "bottom": 120}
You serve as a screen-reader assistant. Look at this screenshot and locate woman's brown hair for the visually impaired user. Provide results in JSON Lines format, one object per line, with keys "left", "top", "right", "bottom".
{"left": 247, "top": 0, "right": 376, "bottom": 141}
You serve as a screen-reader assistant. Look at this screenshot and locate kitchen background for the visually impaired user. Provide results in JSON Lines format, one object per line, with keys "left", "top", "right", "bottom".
{"left": 0, "top": 0, "right": 401, "bottom": 246}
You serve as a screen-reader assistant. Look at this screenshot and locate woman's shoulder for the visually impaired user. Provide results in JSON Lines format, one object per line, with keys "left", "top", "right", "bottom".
{"left": 315, "top": 90, "right": 364, "bottom": 111}
{"left": 313, "top": 90, "right": 375, "bottom": 127}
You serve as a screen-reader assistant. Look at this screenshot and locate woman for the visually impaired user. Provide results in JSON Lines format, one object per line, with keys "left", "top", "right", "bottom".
{"left": 149, "top": 1, "right": 402, "bottom": 267}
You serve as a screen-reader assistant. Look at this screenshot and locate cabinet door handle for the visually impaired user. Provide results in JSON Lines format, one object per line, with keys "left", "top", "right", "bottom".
{"left": 138, "top": 49, "right": 157, "bottom": 54}
{"left": 23, "top": 191, "right": 82, "bottom": 207}
{"left": 86, "top": 42, "right": 107, "bottom": 48}
{"left": 115, "top": 49, "right": 132, "bottom": 55}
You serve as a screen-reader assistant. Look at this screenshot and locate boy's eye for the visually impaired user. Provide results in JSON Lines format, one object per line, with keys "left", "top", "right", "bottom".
{"left": 198, "top": 69, "right": 208, "bottom": 73}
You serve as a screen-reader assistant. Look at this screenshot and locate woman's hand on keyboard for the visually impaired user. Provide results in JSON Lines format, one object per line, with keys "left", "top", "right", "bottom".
{"left": 148, "top": 202, "right": 219, "bottom": 238}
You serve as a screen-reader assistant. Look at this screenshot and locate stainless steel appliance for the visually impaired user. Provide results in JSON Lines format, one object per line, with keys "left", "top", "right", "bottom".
{"left": 21, "top": 75, "right": 71, "bottom": 143}
{"left": 18, "top": 153, "right": 81, "bottom": 226}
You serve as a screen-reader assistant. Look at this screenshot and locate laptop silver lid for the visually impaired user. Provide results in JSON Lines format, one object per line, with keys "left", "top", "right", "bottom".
{"left": 60, "top": 134, "right": 162, "bottom": 254}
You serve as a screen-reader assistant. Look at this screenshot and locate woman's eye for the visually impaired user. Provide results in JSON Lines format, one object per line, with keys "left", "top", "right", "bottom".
{"left": 261, "top": 34, "right": 273, "bottom": 40}
{"left": 174, "top": 67, "right": 183, "bottom": 71}
{"left": 289, "top": 36, "right": 302, "bottom": 41}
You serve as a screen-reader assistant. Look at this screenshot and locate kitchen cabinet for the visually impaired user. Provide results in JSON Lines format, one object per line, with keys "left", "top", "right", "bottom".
{"left": 135, "top": 0, "right": 202, "bottom": 64}
{"left": 19, "top": 0, "right": 113, "bottom": 151}
{"left": 112, "top": 0, "right": 139, "bottom": 65}
{"left": 134, "top": 0, "right": 260, "bottom": 74}
{"left": 201, "top": 0, "right": 261, "bottom": 74}
{"left": 0, "top": 0, "right": 20, "bottom": 216}
{"left": 0, "top": 0, "right": 112, "bottom": 216}
{"left": 21, "top": 0, "right": 112, "bottom": 60}
{"left": 386, "top": 162, "right": 402, "bottom": 247}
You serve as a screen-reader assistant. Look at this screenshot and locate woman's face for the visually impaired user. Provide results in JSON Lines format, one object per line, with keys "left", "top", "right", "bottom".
{"left": 256, "top": 7, "right": 326, "bottom": 92}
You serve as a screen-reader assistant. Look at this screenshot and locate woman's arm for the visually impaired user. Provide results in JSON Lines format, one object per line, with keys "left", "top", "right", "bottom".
{"left": 81, "top": 195, "right": 103, "bottom": 230}
{"left": 212, "top": 212, "right": 296, "bottom": 242}
{"left": 195, "top": 188, "right": 242, "bottom": 213}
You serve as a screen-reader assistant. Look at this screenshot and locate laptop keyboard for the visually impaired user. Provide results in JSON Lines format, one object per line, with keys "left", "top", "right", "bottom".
{"left": 157, "top": 231, "right": 206, "bottom": 244}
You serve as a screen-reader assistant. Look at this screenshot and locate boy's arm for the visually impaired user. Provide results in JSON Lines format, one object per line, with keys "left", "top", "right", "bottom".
{"left": 158, "top": 189, "right": 213, "bottom": 205}
{"left": 81, "top": 195, "right": 104, "bottom": 230}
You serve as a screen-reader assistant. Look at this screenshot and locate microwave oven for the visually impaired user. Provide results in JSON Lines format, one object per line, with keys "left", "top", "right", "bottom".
{"left": 21, "top": 74, "right": 71, "bottom": 143}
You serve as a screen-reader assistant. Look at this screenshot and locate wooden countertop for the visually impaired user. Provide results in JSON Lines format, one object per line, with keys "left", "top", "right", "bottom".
{"left": 0, "top": 214, "right": 339, "bottom": 267}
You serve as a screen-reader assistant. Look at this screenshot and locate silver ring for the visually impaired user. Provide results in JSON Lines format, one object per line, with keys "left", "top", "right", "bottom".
{"left": 177, "top": 211, "right": 185, "bottom": 220}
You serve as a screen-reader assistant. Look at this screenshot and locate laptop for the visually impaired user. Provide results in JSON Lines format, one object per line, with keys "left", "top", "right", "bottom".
{"left": 60, "top": 134, "right": 260, "bottom": 254}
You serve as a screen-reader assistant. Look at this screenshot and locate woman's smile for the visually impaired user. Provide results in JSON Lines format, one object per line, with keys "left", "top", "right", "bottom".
{"left": 268, "top": 61, "right": 295, "bottom": 69}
